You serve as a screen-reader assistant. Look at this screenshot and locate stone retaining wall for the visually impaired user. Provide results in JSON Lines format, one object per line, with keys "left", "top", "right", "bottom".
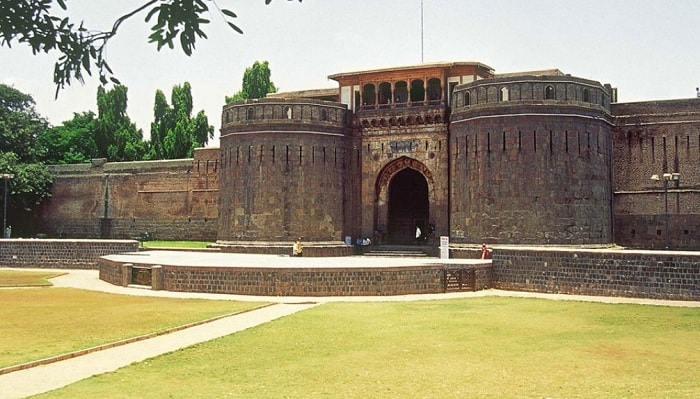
{"left": 212, "top": 242, "right": 354, "bottom": 257}
{"left": 0, "top": 239, "right": 138, "bottom": 269}
{"left": 99, "top": 258, "right": 489, "bottom": 296}
{"left": 493, "top": 248, "right": 700, "bottom": 300}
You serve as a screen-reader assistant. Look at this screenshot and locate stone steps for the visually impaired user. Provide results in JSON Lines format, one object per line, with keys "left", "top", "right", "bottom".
{"left": 362, "top": 246, "right": 432, "bottom": 258}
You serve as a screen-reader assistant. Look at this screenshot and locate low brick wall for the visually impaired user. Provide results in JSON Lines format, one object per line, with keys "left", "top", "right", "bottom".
{"left": 99, "top": 258, "right": 490, "bottom": 296}
{"left": 450, "top": 247, "right": 487, "bottom": 259}
{"left": 493, "top": 248, "right": 700, "bottom": 300}
{"left": 212, "top": 242, "right": 354, "bottom": 257}
{"left": 0, "top": 239, "right": 138, "bottom": 269}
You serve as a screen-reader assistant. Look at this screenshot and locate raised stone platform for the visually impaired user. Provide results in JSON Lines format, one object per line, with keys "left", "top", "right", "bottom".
{"left": 98, "top": 250, "right": 492, "bottom": 296}
{"left": 209, "top": 241, "right": 354, "bottom": 257}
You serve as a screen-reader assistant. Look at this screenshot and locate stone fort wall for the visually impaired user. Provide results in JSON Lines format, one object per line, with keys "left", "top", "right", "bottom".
{"left": 37, "top": 148, "right": 220, "bottom": 240}
{"left": 611, "top": 99, "right": 700, "bottom": 250}
{"left": 31, "top": 75, "right": 700, "bottom": 250}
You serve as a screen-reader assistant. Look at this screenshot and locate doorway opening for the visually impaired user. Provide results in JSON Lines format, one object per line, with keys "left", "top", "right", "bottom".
{"left": 387, "top": 168, "right": 429, "bottom": 244}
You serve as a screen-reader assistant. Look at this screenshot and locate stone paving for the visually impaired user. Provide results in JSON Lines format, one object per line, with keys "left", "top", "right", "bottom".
{"left": 1, "top": 267, "right": 698, "bottom": 398}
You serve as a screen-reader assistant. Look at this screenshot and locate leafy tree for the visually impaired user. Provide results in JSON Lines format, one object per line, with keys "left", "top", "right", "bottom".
{"left": 149, "top": 90, "right": 171, "bottom": 160}
{"left": 0, "top": 84, "right": 53, "bottom": 235}
{"left": 0, "top": 84, "right": 47, "bottom": 162}
{"left": 95, "top": 85, "right": 147, "bottom": 161}
{"left": 149, "top": 82, "right": 214, "bottom": 159}
{"left": 0, "top": 0, "right": 301, "bottom": 96}
{"left": 37, "top": 111, "right": 98, "bottom": 164}
{"left": 225, "top": 60, "right": 277, "bottom": 104}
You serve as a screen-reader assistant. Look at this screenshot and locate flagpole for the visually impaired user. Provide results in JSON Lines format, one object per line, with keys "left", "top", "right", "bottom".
{"left": 421, "top": 0, "right": 424, "bottom": 62}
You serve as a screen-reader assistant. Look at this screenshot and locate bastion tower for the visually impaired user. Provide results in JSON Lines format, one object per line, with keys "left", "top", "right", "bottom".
{"left": 449, "top": 71, "right": 615, "bottom": 244}
{"left": 218, "top": 98, "right": 352, "bottom": 242}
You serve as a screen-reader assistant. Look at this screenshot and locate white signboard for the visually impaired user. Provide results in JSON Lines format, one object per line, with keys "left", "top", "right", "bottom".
{"left": 440, "top": 236, "right": 449, "bottom": 259}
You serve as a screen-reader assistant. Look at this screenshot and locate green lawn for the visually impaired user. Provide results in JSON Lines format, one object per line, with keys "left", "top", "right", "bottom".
{"left": 0, "top": 270, "right": 64, "bottom": 287}
{"left": 33, "top": 297, "right": 700, "bottom": 398}
{"left": 0, "top": 288, "right": 266, "bottom": 368}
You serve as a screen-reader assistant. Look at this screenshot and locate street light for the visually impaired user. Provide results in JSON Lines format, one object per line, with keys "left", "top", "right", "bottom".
{"left": 1, "top": 173, "right": 13, "bottom": 238}
{"left": 650, "top": 172, "right": 680, "bottom": 249}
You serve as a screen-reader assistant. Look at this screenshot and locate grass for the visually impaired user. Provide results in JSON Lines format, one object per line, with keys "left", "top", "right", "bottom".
{"left": 141, "top": 240, "right": 213, "bottom": 249}
{"left": 0, "top": 288, "right": 266, "bottom": 368}
{"left": 32, "top": 297, "right": 700, "bottom": 398}
{"left": 0, "top": 270, "right": 64, "bottom": 287}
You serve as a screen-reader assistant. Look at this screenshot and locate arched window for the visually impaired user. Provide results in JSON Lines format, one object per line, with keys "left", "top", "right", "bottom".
{"left": 464, "top": 91, "right": 471, "bottom": 106}
{"left": 395, "top": 81, "right": 408, "bottom": 104}
{"left": 545, "top": 85, "right": 555, "bottom": 100}
{"left": 320, "top": 109, "right": 328, "bottom": 121}
{"left": 410, "top": 79, "right": 425, "bottom": 103}
{"left": 362, "top": 83, "right": 376, "bottom": 107}
{"left": 583, "top": 88, "right": 590, "bottom": 102}
{"left": 427, "top": 78, "right": 441, "bottom": 102}
{"left": 499, "top": 86, "right": 510, "bottom": 102}
{"left": 378, "top": 82, "right": 392, "bottom": 105}
{"left": 246, "top": 107, "right": 255, "bottom": 120}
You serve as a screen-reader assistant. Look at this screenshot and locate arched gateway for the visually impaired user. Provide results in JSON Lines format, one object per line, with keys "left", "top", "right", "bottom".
{"left": 375, "top": 157, "right": 435, "bottom": 244}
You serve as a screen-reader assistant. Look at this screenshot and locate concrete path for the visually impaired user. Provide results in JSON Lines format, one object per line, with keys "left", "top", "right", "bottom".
{"left": 1, "top": 268, "right": 699, "bottom": 398}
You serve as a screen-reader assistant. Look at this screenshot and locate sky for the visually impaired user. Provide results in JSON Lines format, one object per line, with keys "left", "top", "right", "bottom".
{"left": 1, "top": 0, "right": 699, "bottom": 147}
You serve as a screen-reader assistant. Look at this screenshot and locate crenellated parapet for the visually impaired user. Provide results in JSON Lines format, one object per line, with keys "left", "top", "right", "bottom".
{"left": 452, "top": 73, "right": 613, "bottom": 120}
{"left": 221, "top": 98, "right": 350, "bottom": 136}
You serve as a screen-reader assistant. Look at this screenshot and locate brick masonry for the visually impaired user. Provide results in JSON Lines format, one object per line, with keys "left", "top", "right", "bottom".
{"left": 611, "top": 100, "right": 700, "bottom": 250}
{"left": 1, "top": 239, "right": 696, "bottom": 300}
{"left": 0, "top": 239, "right": 138, "bottom": 269}
{"left": 28, "top": 64, "right": 700, "bottom": 251}
{"left": 36, "top": 149, "right": 220, "bottom": 241}
{"left": 99, "top": 257, "right": 488, "bottom": 296}
{"left": 98, "top": 247, "right": 699, "bottom": 299}
{"left": 493, "top": 248, "right": 700, "bottom": 300}
{"left": 212, "top": 242, "right": 354, "bottom": 257}
{"left": 450, "top": 75, "right": 613, "bottom": 245}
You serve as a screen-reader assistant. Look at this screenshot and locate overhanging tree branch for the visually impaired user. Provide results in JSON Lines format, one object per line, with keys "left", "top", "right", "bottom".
{"left": 0, "top": 0, "right": 301, "bottom": 97}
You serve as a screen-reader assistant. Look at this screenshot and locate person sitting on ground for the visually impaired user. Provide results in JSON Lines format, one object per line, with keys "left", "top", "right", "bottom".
{"left": 293, "top": 237, "right": 303, "bottom": 257}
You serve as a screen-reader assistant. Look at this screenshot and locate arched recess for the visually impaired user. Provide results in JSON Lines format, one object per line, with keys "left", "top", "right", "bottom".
{"left": 362, "top": 83, "right": 376, "bottom": 107}
{"left": 410, "top": 79, "right": 425, "bottom": 104}
{"left": 378, "top": 82, "right": 392, "bottom": 105}
{"left": 427, "top": 78, "right": 441, "bottom": 102}
{"left": 375, "top": 157, "right": 436, "bottom": 244}
{"left": 395, "top": 81, "right": 408, "bottom": 104}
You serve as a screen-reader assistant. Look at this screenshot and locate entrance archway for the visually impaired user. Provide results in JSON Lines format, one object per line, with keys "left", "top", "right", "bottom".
{"left": 387, "top": 168, "right": 429, "bottom": 244}
{"left": 375, "top": 157, "right": 435, "bottom": 245}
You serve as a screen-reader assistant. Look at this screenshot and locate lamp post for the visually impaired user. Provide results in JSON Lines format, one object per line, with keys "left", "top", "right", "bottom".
{"left": 1, "top": 173, "right": 13, "bottom": 238}
{"left": 650, "top": 172, "right": 680, "bottom": 249}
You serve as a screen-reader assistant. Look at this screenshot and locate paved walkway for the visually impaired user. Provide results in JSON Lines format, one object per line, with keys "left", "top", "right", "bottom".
{"left": 1, "top": 268, "right": 699, "bottom": 398}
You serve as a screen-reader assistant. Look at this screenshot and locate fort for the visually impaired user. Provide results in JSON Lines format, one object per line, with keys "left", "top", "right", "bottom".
{"left": 32, "top": 61, "right": 699, "bottom": 251}
{"left": 5, "top": 60, "right": 700, "bottom": 299}
{"left": 2, "top": 59, "right": 696, "bottom": 387}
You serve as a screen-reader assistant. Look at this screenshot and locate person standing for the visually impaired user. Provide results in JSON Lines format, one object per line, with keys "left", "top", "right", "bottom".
{"left": 481, "top": 243, "right": 489, "bottom": 259}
